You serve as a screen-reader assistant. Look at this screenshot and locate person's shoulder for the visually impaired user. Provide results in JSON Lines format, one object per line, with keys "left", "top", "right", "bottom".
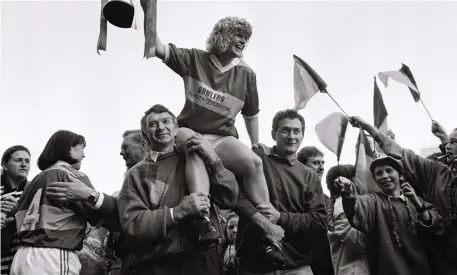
{"left": 237, "top": 60, "right": 256, "bottom": 75}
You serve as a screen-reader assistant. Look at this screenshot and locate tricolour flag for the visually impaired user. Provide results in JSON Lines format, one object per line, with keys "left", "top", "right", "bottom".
{"left": 373, "top": 76, "right": 388, "bottom": 157}
{"left": 293, "top": 55, "right": 327, "bottom": 111}
{"left": 355, "top": 128, "right": 380, "bottom": 193}
{"left": 377, "top": 63, "right": 420, "bottom": 102}
{"left": 315, "top": 112, "right": 349, "bottom": 161}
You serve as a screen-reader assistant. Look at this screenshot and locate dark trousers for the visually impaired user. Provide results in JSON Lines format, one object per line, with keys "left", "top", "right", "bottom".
{"left": 134, "top": 249, "right": 222, "bottom": 275}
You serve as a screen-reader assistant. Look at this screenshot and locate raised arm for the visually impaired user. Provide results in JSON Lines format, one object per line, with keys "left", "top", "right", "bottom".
{"left": 350, "top": 116, "right": 446, "bottom": 194}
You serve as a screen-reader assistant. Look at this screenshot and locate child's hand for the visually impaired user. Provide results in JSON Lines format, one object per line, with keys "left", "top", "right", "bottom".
{"left": 401, "top": 182, "right": 422, "bottom": 208}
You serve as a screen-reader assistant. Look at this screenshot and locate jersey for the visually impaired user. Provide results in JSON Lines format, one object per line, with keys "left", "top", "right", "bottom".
{"left": 15, "top": 164, "right": 97, "bottom": 251}
{"left": 1, "top": 178, "right": 27, "bottom": 275}
{"left": 164, "top": 43, "right": 260, "bottom": 138}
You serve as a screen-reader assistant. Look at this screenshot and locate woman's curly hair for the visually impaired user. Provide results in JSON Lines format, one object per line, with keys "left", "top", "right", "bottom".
{"left": 206, "top": 17, "right": 253, "bottom": 55}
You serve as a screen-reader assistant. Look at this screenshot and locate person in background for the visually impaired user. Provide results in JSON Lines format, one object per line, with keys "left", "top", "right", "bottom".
{"left": 297, "top": 146, "right": 334, "bottom": 275}
{"left": 326, "top": 164, "right": 370, "bottom": 275}
{"left": 0, "top": 145, "right": 31, "bottom": 275}
{"left": 223, "top": 212, "right": 239, "bottom": 275}
{"left": 103, "top": 129, "right": 149, "bottom": 275}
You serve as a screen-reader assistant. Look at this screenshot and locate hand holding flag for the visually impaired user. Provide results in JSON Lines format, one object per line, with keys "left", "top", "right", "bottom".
{"left": 292, "top": 55, "right": 349, "bottom": 116}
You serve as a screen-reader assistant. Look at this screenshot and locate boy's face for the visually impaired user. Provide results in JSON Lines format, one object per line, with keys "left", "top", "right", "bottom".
{"left": 445, "top": 130, "right": 457, "bottom": 163}
{"left": 372, "top": 164, "right": 400, "bottom": 194}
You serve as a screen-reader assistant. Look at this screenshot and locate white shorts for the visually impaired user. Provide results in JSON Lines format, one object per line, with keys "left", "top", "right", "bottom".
{"left": 199, "top": 132, "right": 235, "bottom": 149}
{"left": 10, "top": 246, "right": 81, "bottom": 275}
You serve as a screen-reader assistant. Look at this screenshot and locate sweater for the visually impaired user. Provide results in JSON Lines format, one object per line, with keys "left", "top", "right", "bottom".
{"left": 117, "top": 149, "right": 238, "bottom": 272}
{"left": 235, "top": 147, "right": 327, "bottom": 272}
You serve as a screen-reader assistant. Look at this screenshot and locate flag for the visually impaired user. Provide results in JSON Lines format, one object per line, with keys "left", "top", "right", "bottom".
{"left": 377, "top": 63, "right": 420, "bottom": 102}
{"left": 399, "top": 63, "right": 420, "bottom": 102}
{"left": 354, "top": 128, "right": 380, "bottom": 193}
{"left": 315, "top": 112, "right": 349, "bottom": 161}
{"left": 293, "top": 55, "right": 328, "bottom": 110}
{"left": 373, "top": 77, "right": 388, "bottom": 154}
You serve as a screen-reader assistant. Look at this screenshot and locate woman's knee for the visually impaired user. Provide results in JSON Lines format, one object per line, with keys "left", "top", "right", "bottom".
{"left": 175, "top": 127, "right": 196, "bottom": 153}
{"left": 242, "top": 153, "right": 263, "bottom": 174}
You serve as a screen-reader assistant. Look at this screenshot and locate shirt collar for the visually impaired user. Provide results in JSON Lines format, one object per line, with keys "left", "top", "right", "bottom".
{"left": 209, "top": 54, "right": 240, "bottom": 73}
{"left": 268, "top": 146, "right": 297, "bottom": 166}
{"left": 148, "top": 145, "right": 179, "bottom": 163}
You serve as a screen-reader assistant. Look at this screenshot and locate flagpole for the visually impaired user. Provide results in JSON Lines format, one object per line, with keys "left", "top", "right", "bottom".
{"left": 323, "top": 89, "right": 350, "bottom": 118}
{"left": 419, "top": 98, "right": 433, "bottom": 121}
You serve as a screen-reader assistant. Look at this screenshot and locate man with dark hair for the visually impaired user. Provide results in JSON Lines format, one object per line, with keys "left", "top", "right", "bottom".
{"left": 297, "top": 146, "right": 325, "bottom": 180}
{"left": 117, "top": 104, "right": 238, "bottom": 275}
{"left": 236, "top": 109, "right": 327, "bottom": 275}
{"left": 297, "top": 146, "right": 334, "bottom": 275}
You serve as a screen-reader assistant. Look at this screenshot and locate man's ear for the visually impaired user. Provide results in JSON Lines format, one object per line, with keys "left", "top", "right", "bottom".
{"left": 271, "top": 130, "right": 276, "bottom": 142}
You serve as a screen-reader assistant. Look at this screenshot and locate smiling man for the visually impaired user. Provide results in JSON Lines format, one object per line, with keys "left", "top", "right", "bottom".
{"left": 236, "top": 109, "right": 327, "bottom": 275}
{"left": 120, "top": 130, "right": 147, "bottom": 172}
{"left": 117, "top": 104, "right": 239, "bottom": 275}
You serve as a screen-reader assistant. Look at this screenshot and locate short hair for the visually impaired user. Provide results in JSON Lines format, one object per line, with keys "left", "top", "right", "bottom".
{"left": 206, "top": 17, "right": 253, "bottom": 55}
{"left": 37, "top": 130, "right": 86, "bottom": 171}
{"left": 271, "top": 109, "right": 305, "bottom": 134}
{"left": 122, "top": 130, "right": 143, "bottom": 145}
{"left": 297, "top": 146, "right": 324, "bottom": 165}
{"left": 2, "top": 145, "right": 30, "bottom": 165}
{"left": 140, "top": 104, "right": 177, "bottom": 142}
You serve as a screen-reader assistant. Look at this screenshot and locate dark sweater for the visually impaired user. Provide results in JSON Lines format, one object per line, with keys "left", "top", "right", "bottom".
{"left": 235, "top": 147, "right": 327, "bottom": 272}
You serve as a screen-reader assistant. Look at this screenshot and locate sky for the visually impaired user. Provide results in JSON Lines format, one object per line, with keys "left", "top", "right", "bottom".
{"left": 2, "top": 0, "right": 457, "bottom": 195}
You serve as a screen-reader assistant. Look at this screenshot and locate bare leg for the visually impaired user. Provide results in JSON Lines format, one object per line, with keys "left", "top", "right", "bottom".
{"left": 175, "top": 128, "right": 210, "bottom": 210}
{"left": 215, "top": 137, "right": 270, "bottom": 206}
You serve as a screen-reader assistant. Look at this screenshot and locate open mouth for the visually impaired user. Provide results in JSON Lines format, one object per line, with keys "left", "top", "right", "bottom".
{"left": 235, "top": 45, "right": 244, "bottom": 51}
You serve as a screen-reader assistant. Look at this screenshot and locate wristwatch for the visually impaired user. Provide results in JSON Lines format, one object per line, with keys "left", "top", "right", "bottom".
{"left": 88, "top": 191, "right": 99, "bottom": 206}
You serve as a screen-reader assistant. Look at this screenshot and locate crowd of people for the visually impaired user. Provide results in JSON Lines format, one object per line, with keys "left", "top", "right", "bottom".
{"left": 2, "top": 16, "right": 457, "bottom": 275}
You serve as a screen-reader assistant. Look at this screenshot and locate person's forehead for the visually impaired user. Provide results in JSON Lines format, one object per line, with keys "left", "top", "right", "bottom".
{"left": 373, "top": 164, "right": 394, "bottom": 171}
{"left": 10, "top": 150, "right": 30, "bottom": 159}
{"left": 278, "top": 118, "right": 302, "bottom": 129}
{"left": 449, "top": 130, "right": 457, "bottom": 140}
{"left": 146, "top": 112, "right": 173, "bottom": 122}
{"left": 228, "top": 217, "right": 239, "bottom": 224}
{"left": 308, "top": 155, "right": 324, "bottom": 162}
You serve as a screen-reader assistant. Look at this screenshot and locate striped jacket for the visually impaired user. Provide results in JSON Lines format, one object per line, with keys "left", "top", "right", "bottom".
{"left": 15, "top": 163, "right": 118, "bottom": 251}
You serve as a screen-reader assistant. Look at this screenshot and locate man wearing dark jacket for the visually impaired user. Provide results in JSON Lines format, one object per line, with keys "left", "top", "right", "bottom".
{"left": 236, "top": 109, "right": 327, "bottom": 275}
{"left": 117, "top": 104, "right": 239, "bottom": 275}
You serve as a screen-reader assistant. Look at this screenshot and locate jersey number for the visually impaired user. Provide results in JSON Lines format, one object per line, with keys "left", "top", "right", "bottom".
{"left": 21, "top": 188, "right": 43, "bottom": 231}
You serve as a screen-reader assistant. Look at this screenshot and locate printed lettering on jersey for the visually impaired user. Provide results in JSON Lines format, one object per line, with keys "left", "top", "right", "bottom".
{"left": 183, "top": 76, "right": 244, "bottom": 120}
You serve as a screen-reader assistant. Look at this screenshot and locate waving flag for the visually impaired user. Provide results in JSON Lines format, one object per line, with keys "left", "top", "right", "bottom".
{"left": 355, "top": 128, "right": 380, "bottom": 193}
{"left": 373, "top": 77, "right": 388, "bottom": 132}
{"left": 315, "top": 112, "right": 349, "bottom": 161}
{"left": 377, "top": 63, "right": 420, "bottom": 102}
{"left": 293, "top": 55, "right": 328, "bottom": 111}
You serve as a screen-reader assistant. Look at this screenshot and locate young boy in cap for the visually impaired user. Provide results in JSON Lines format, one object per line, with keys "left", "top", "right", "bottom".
{"left": 336, "top": 156, "right": 444, "bottom": 275}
